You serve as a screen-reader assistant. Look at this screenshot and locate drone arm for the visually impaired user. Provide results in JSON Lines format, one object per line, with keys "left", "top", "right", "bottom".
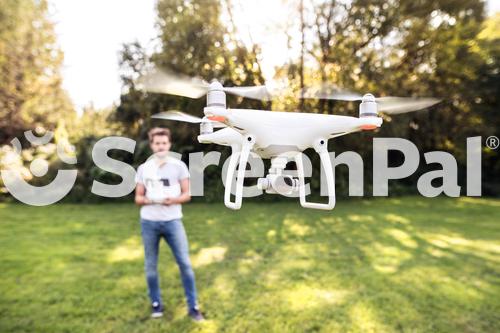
{"left": 329, "top": 130, "right": 359, "bottom": 139}
{"left": 295, "top": 138, "right": 336, "bottom": 210}
{"left": 224, "top": 136, "right": 255, "bottom": 210}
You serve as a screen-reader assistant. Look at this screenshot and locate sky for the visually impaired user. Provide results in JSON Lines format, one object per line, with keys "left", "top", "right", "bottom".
{"left": 50, "top": 0, "right": 157, "bottom": 112}
{"left": 50, "top": 0, "right": 500, "bottom": 113}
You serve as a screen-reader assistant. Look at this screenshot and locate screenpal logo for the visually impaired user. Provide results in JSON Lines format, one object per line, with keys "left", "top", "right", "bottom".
{"left": 0, "top": 133, "right": 486, "bottom": 207}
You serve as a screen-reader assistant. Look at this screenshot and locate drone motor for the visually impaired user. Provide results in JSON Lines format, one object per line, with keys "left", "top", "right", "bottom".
{"left": 359, "top": 93, "right": 378, "bottom": 117}
{"left": 206, "top": 81, "right": 226, "bottom": 108}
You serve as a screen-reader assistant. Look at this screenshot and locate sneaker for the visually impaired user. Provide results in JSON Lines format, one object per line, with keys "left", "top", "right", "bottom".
{"left": 188, "top": 307, "right": 205, "bottom": 322}
{"left": 151, "top": 301, "right": 164, "bottom": 318}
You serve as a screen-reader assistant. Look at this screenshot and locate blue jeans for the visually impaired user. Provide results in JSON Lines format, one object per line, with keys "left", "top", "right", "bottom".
{"left": 140, "top": 218, "right": 198, "bottom": 310}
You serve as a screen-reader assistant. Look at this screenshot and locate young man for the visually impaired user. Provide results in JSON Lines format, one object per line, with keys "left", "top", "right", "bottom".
{"left": 135, "top": 127, "right": 204, "bottom": 321}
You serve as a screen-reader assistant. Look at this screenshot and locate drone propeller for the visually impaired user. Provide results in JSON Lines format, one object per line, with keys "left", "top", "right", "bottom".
{"left": 299, "top": 85, "right": 441, "bottom": 114}
{"left": 138, "top": 68, "right": 272, "bottom": 101}
{"left": 299, "top": 85, "right": 362, "bottom": 101}
{"left": 152, "top": 110, "right": 227, "bottom": 128}
{"left": 374, "top": 96, "right": 442, "bottom": 114}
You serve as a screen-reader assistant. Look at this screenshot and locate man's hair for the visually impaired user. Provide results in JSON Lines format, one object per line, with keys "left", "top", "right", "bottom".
{"left": 148, "top": 127, "right": 171, "bottom": 143}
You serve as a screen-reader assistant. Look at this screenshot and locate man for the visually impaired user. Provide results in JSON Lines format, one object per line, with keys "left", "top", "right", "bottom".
{"left": 135, "top": 127, "right": 204, "bottom": 321}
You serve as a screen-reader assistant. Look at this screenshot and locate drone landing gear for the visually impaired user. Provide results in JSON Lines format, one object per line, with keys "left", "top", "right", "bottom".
{"left": 257, "top": 138, "right": 336, "bottom": 210}
{"left": 224, "top": 136, "right": 336, "bottom": 211}
{"left": 224, "top": 135, "right": 255, "bottom": 210}
{"left": 294, "top": 138, "right": 336, "bottom": 210}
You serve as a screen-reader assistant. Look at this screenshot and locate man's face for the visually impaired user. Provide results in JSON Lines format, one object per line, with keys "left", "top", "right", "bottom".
{"left": 150, "top": 135, "right": 171, "bottom": 157}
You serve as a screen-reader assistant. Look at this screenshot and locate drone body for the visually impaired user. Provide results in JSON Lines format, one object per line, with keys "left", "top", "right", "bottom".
{"left": 200, "top": 107, "right": 382, "bottom": 155}
{"left": 197, "top": 105, "right": 384, "bottom": 210}
{"left": 141, "top": 69, "right": 440, "bottom": 210}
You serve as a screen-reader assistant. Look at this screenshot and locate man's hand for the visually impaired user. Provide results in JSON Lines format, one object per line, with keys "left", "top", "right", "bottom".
{"left": 162, "top": 197, "right": 177, "bottom": 206}
{"left": 163, "top": 179, "right": 191, "bottom": 205}
{"left": 135, "top": 184, "right": 153, "bottom": 206}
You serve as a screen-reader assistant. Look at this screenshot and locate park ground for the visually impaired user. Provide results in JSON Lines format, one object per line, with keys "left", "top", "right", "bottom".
{"left": 0, "top": 196, "right": 499, "bottom": 332}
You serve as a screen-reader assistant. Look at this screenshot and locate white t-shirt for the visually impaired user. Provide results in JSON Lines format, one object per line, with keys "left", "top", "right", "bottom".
{"left": 135, "top": 157, "right": 190, "bottom": 221}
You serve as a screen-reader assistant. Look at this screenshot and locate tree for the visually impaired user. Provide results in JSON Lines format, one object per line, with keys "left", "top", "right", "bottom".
{"left": 115, "top": 0, "right": 266, "bottom": 141}
{"left": 273, "top": 0, "right": 499, "bottom": 195}
{"left": 0, "top": 0, "right": 75, "bottom": 144}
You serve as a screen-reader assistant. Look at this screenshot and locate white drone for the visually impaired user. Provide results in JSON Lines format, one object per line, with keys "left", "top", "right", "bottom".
{"left": 139, "top": 69, "right": 440, "bottom": 210}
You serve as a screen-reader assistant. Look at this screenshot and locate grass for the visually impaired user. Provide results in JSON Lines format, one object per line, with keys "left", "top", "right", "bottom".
{"left": 0, "top": 197, "right": 499, "bottom": 333}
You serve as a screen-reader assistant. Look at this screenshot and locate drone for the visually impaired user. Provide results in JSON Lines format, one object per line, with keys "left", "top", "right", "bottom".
{"left": 138, "top": 69, "right": 440, "bottom": 210}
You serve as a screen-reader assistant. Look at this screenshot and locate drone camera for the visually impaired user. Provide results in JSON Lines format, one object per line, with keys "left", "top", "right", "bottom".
{"left": 273, "top": 174, "right": 299, "bottom": 195}
{"left": 258, "top": 174, "right": 299, "bottom": 196}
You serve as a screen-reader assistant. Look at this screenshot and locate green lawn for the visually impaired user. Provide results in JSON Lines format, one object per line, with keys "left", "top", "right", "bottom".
{"left": 0, "top": 197, "right": 499, "bottom": 333}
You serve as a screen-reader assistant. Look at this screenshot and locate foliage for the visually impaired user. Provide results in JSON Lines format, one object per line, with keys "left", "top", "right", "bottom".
{"left": 111, "top": 0, "right": 499, "bottom": 201}
{"left": 0, "top": 123, "right": 76, "bottom": 198}
{"left": 0, "top": 0, "right": 75, "bottom": 143}
{"left": 0, "top": 0, "right": 498, "bottom": 202}
{"left": 274, "top": 0, "right": 499, "bottom": 195}
{"left": 115, "top": 0, "right": 267, "bottom": 141}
